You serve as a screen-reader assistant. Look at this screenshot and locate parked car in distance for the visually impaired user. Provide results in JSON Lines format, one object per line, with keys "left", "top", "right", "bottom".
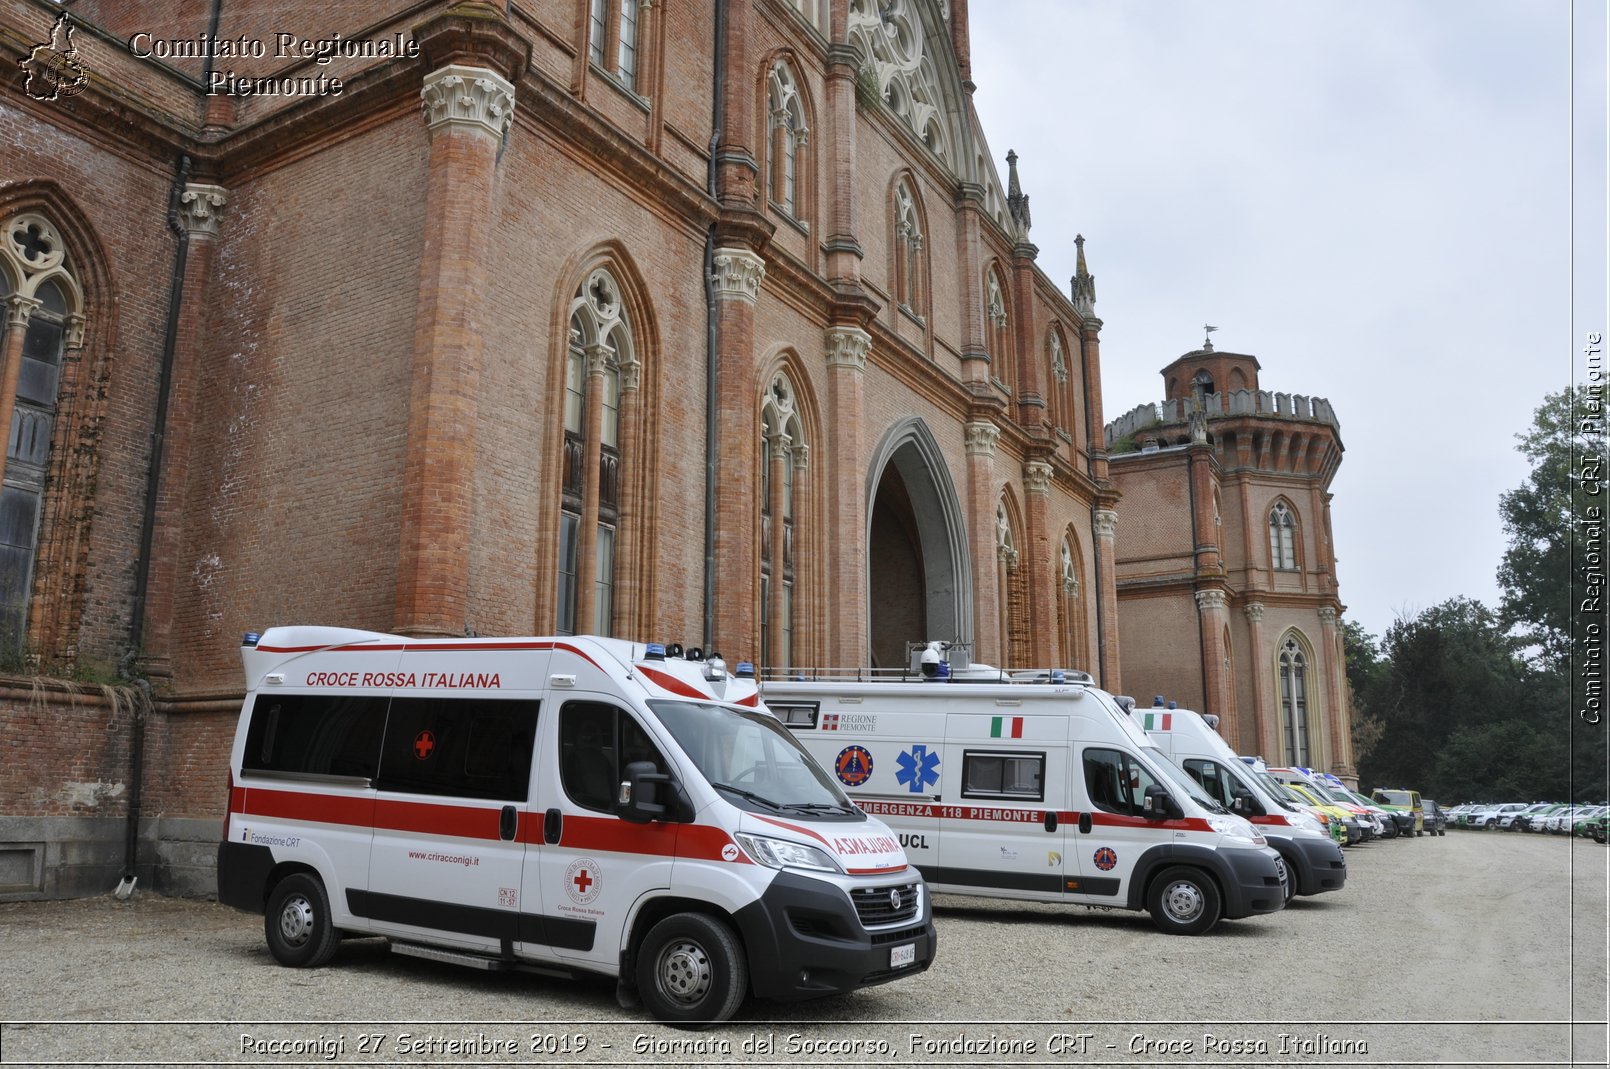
{"left": 1421, "top": 799, "right": 1447, "bottom": 836}
{"left": 1371, "top": 789, "right": 1424, "bottom": 835}
{"left": 1510, "top": 802, "right": 1559, "bottom": 832}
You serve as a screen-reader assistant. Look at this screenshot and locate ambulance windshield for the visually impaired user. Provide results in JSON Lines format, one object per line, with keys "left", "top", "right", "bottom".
{"left": 648, "top": 701, "right": 864, "bottom": 820}
{"left": 1140, "top": 746, "right": 1225, "bottom": 814}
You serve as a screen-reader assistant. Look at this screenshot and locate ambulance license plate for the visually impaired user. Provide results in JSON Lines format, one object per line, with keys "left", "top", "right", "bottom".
{"left": 890, "top": 943, "right": 916, "bottom": 969}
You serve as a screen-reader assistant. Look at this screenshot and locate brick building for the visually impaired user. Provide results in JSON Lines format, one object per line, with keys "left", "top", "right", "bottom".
{"left": 0, "top": 0, "right": 1132, "bottom": 896}
{"left": 1105, "top": 344, "right": 1357, "bottom": 782}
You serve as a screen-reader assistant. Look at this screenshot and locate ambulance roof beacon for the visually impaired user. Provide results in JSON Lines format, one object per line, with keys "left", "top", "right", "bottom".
{"left": 218, "top": 627, "right": 936, "bottom": 1027}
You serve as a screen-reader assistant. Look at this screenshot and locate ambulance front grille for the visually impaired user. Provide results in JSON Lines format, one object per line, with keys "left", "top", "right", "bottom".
{"left": 850, "top": 882, "right": 921, "bottom": 928}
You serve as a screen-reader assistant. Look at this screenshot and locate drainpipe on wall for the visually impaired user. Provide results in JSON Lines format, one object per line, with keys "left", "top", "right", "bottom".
{"left": 702, "top": 0, "right": 726, "bottom": 649}
{"left": 116, "top": 152, "right": 194, "bottom": 897}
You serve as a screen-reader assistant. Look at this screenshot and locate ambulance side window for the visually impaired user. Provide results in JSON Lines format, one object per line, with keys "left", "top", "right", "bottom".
{"left": 560, "top": 703, "right": 667, "bottom": 813}
{"left": 376, "top": 697, "right": 540, "bottom": 801}
{"left": 243, "top": 694, "right": 388, "bottom": 780}
{"left": 1183, "top": 758, "right": 1235, "bottom": 808}
{"left": 1082, "top": 747, "right": 1162, "bottom": 817}
{"left": 962, "top": 751, "right": 1044, "bottom": 801}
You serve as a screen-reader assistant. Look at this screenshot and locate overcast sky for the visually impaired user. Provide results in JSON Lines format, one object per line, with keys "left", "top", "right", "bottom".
{"left": 968, "top": 1, "right": 1605, "bottom": 641}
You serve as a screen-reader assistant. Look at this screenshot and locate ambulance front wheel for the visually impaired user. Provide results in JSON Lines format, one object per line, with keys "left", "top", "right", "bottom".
{"left": 636, "top": 913, "right": 748, "bottom": 1027}
{"left": 264, "top": 873, "right": 340, "bottom": 968}
{"left": 1146, "top": 866, "right": 1223, "bottom": 935}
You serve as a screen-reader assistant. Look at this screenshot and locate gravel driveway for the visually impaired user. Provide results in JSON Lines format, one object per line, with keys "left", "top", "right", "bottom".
{"left": 1, "top": 833, "right": 1604, "bottom": 1066}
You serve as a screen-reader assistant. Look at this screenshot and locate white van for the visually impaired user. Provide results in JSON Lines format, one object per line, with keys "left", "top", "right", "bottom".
{"left": 762, "top": 655, "right": 1288, "bottom": 935}
{"left": 1132, "top": 705, "right": 1346, "bottom": 902}
{"left": 217, "top": 627, "right": 936, "bottom": 1026}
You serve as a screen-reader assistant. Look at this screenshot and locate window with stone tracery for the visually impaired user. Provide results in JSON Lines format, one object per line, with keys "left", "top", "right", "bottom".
{"left": 1269, "top": 500, "right": 1297, "bottom": 571}
{"left": 986, "top": 267, "right": 1012, "bottom": 397}
{"left": 0, "top": 213, "right": 81, "bottom": 655}
{"left": 1058, "top": 533, "right": 1086, "bottom": 672}
{"left": 760, "top": 372, "right": 805, "bottom": 669}
{"left": 894, "top": 181, "right": 925, "bottom": 318}
{"left": 767, "top": 62, "right": 809, "bottom": 219}
{"left": 1047, "top": 325, "right": 1071, "bottom": 433}
{"left": 1278, "top": 635, "right": 1311, "bottom": 766}
{"left": 847, "top": 0, "right": 951, "bottom": 164}
{"left": 559, "top": 270, "right": 631, "bottom": 636}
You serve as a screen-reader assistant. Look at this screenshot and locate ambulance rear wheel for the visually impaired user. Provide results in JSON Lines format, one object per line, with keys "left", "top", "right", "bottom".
{"left": 636, "top": 913, "right": 748, "bottom": 1028}
{"left": 265, "top": 873, "right": 339, "bottom": 968}
{"left": 1146, "top": 866, "right": 1222, "bottom": 935}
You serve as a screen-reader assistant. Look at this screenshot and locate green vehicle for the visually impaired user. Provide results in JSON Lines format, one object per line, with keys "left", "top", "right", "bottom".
{"left": 1370, "top": 789, "right": 1424, "bottom": 836}
{"left": 1571, "top": 807, "right": 1608, "bottom": 839}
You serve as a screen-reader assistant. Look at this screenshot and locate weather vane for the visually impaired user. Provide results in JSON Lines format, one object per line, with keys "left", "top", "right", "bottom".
{"left": 1203, "top": 324, "right": 1219, "bottom": 350}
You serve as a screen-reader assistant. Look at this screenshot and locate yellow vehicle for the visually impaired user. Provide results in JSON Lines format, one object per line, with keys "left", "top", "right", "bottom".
{"left": 1284, "top": 784, "right": 1364, "bottom": 845}
{"left": 1371, "top": 789, "right": 1425, "bottom": 835}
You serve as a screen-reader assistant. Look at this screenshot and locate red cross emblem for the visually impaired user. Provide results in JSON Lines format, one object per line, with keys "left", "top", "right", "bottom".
{"left": 413, "top": 731, "right": 436, "bottom": 760}
{"left": 572, "top": 868, "right": 593, "bottom": 894}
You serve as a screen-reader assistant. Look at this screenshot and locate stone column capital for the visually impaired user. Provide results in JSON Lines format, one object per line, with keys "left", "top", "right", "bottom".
{"left": 767, "top": 431, "right": 792, "bottom": 460}
{"left": 1093, "top": 508, "right": 1118, "bottom": 540}
{"left": 792, "top": 442, "right": 810, "bottom": 471}
{"left": 825, "top": 325, "right": 871, "bottom": 371}
{"left": 964, "top": 421, "right": 999, "bottom": 457}
{"left": 1243, "top": 602, "right": 1266, "bottom": 623}
{"left": 64, "top": 313, "right": 86, "bottom": 350}
{"left": 617, "top": 357, "right": 641, "bottom": 392}
{"left": 1023, "top": 460, "right": 1053, "bottom": 495}
{"left": 1318, "top": 606, "right": 1338, "bottom": 624}
{"left": 584, "top": 341, "right": 614, "bottom": 377}
{"left": 4, "top": 293, "right": 41, "bottom": 331}
{"left": 1195, "top": 589, "right": 1228, "bottom": 612}
{"left": 711, "top": 247, "right": 766, "bottom": 304}
{"left": 179, "top": 183, "right": 229, "bottom": 238}
{"left": 421, "top": 63, "right": 516, "bottom": 141}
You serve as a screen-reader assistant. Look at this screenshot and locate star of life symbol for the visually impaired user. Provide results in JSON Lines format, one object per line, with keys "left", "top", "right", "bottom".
{"left": 895, "top": 744, "right": 940, "bottom": 794}
{"left": 21, "top": 13, "right": 90, "bottom": 102}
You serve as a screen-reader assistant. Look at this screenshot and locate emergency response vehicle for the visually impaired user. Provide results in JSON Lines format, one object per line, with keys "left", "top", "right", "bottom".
{"left": 217, "top": 627, "right": 937, "bottom": 1027}
{"left": 761, "top": 645, "right": 1289, "bottom": 935}
{"left": 1132, "top": 704, "right": 1346, "bottom": 903}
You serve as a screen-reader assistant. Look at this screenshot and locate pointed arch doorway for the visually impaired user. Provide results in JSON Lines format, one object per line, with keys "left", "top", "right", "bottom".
{"left": 865, "top": 420, "right": 972, "bottom": 669}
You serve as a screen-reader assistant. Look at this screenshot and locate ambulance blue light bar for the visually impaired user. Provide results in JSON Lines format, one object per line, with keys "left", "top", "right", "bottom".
{"left": 242, "top": 632, "right": 261, "bottom": 647}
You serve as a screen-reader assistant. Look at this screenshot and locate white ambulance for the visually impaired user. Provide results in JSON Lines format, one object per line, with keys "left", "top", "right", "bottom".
{"left": 1131, "top": 704, "right": 1347, "bottom": 902}
{"left": 762, "top": 650, "right": 1289, "bottom": 935}
{"left": 217, "top": 627, "right": 936, "bottom": 1026}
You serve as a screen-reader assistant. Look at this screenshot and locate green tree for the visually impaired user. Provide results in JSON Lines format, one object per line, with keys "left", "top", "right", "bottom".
{"left": 1497, "top": 385, "right": 1605, "bottom": 669}
{"left": 1342, "top": 619, "right": 1385, "bottom": 763}
{"left": 1355, "top": 598, "right": 1563, "bottom": 798}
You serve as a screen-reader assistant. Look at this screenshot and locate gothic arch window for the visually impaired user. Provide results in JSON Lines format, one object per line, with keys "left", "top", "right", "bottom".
{"left": 1047, "top": 324, "right": 1072, "bottom": 435}
{"left": 0, "top": 213, "right": 84, "bottom": 655}
{"left": 1277, "top": 634, "right": 1313, "bottom": 767}
{"left": 1268, "top": 500, "right": 1298, "bottom": 571}
{"left": 995, "top": 498, "right": 1025, "bottom": 667}
{"left": 846, "top": 0, "right": 952, "bottom": 164}
{"left": 894, "top": 180, "right": 926, "bottom": 319}
{"left": 760, "top": 371, "right": 807, "bottom": 669}
{"left": 986, "top": 267, "right": 1012, "bottom": 397}
{"left": 589, "top": 0, "right": 644, "bottom": 91}
{"left": 767, "top": 61, "right": 810, "bottom": 219}
{"left": 1058, "top": 532, "right": 1087, "bottom": 672}
{"left": 559, "top": 269, "right": 635, "bottom": 636}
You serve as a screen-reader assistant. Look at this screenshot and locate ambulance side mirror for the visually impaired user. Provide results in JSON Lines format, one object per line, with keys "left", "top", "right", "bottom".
{"left": 1142, "top": 784, "right": 1182, "bottom": 821}
{"left": 1231, "top": 786, "right": 1263, "bottom": 817}
{"left": 617, "top": 761, "right": 689, "bottom": 824}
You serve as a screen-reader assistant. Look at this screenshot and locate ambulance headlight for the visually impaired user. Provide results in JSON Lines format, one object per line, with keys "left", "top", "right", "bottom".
{"left": 733, "top": 833, "right": 842, "bottom": 873}
{"left": 1207, "top": 816, "right": 1266, "bottom": 848}
{"left": 1288, "top": 810, "right": 1325, "bottom": 835}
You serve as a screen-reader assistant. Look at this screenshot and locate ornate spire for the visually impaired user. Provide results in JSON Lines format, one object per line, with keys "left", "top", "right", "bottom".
{"left": 1071, "top": 233, "right": 1096, "bottom": 316}
{"left": 1005, "top": 150, "right": 1031, "bottom": 239}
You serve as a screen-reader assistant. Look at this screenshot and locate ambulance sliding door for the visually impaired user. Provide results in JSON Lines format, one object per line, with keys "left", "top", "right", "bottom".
{"left": 361, "top": 694, "right": 542, "bottom": 952}
{"left": 933, "top": 712, "right": 1069, "bottom": 899}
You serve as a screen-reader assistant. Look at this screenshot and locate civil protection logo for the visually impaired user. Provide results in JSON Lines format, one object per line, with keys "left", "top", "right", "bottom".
{"left": 21, "top": 13, "right": 90, "bottom": 102}
{"left": 834, "top": 745, "right": 874, "bottom": 787}
{"left": 1093, "top": 846, "right": 1118, "bottom": 871}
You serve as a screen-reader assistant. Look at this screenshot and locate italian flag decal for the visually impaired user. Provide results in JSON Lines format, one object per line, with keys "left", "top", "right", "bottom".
{"left": 1144, "top": 712, "right": 1173, "bottom": 730}
{"left": 991, "top": 716, "right": 1024, "bottom": 738}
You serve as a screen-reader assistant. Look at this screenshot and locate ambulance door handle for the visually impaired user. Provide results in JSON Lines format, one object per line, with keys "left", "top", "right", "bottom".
{"left": 544, "top": 808, "right": 562, "bottom": 845}
{"left": 499, "top": 805, "right": 517, "bottom": 842}
{"left": 1044, "top": 812, "right": 1058, "bottom": 833}
{"left": 1078, "top": 812, "right": 1092, "bottom": 834}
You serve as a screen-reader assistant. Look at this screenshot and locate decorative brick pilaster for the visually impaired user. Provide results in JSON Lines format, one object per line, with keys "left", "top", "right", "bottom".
{"left": 395, "top": 61, "right": 514, "bottom": 636}
{"left": 1195, "top": 588, "right": 1234, "bottom": 737}
{"left": 963, "top": 420, "right": 999, "bottom": 663}
{"left": 1022, "top": 460, "right": 1054, "bottom": 666}
{"left": 824, "top": 325, "right": 870, "bottom": 665}
{"left": 1093, "top": 508, "right": 1120, "bottom": 690}
{"left": 143, "top": 182, "right": 230, "bottom": 682}
{"left": 1244, "top": 601, "right": 1275, "bottom": 759}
